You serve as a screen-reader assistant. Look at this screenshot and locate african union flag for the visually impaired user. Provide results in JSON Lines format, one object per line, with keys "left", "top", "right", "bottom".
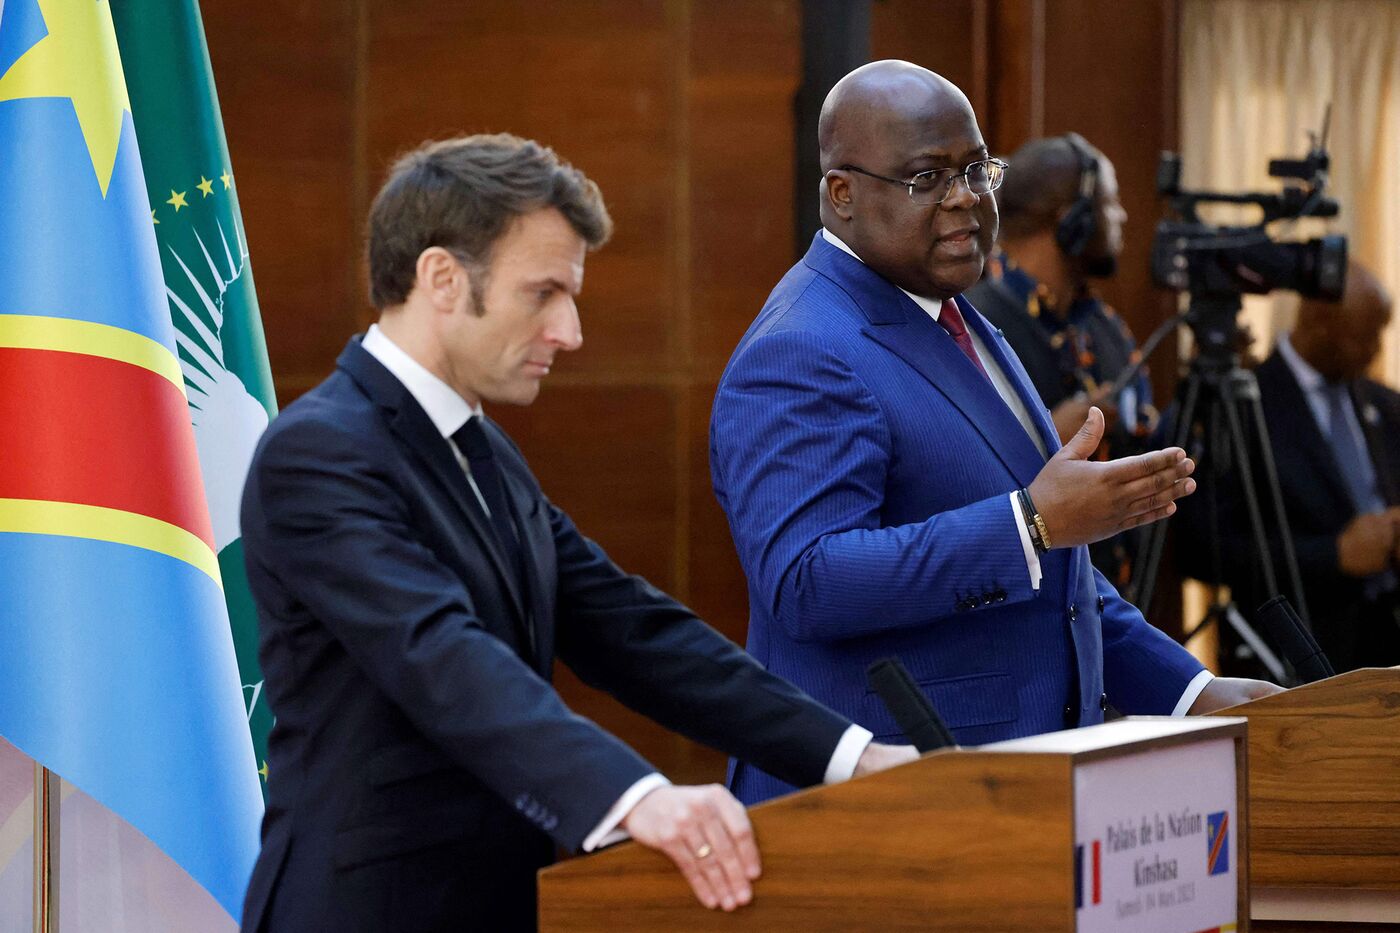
{"left": 0, "top": 0, "right": 263, "bottom": 921}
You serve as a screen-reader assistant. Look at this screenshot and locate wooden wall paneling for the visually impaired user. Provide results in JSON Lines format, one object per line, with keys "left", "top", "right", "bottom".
{"left": 202, "top": 0, "right": 359, "bottom": 407}
{"left": 684, "top": 0, "right": 801, "bottom": 652}
{"left": 869, "top": 0, "right": 985, "bottom": 118}
{"left": 986, "top": 0, "right": 1045, "bottom": 154}
{"left": 363, "top": 0, "right": 679, "bottom": 376}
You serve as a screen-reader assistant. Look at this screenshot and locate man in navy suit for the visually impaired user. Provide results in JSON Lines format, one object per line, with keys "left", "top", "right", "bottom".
{"left": 710, "top": 61, "right": 1279, "bottom": 805}
{"left": 238, "top": 134, "right": 912, "bottom": 933}
{"left": 1186, "top": 262, "right": 1400, "bottom": 673}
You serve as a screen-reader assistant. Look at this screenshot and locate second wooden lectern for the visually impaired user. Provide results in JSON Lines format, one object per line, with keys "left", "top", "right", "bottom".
{"left": 539, "top": 717, "right": 1247, "bottom": 932}
{"left": 1211, "top": 666, "right": 1400, "bottom": 926}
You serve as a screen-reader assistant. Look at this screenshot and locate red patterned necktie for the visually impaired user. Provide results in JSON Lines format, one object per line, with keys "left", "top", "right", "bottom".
{"left": 937, "top": 299, "right": 990, "bottom": 380}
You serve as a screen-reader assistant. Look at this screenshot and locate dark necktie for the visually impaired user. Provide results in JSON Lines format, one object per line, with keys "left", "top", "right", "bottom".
{"left": 938, "top": 299, "right": 990, "bottom": 381}
{"left": 1324, "top": 383, "right": 1383, "bottom": 514}
{"left": 452, "top": 417, "right": 528, "bottom": 600}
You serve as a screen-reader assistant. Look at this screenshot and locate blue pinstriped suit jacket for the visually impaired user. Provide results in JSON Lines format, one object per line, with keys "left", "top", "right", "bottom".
{"left": 711, "top": 234, "right": 1205, "bottom": 805}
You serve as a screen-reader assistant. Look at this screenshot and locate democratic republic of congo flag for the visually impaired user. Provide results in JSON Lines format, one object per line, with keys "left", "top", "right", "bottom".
{"left": 0, "top": 0, "right": 264, "bottom": 921}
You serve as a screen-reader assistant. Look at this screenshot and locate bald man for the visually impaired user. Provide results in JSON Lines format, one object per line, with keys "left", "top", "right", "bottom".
{"left": 709, "top": 61, "right": 1279, "bottom": 804}
{"left": 1189, "top": 263, "right": 1400, "bottom": 673}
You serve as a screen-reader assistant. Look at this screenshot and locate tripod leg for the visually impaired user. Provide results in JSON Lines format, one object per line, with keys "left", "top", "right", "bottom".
{"left": 1130, "top": 368, "right": 1203, "bottom": 611}
{"left": 1240, "top": 385, "right": 1314, "bottom": 630}
{"left": 1217, "top": 375, "right": 1281, "bottom": 598}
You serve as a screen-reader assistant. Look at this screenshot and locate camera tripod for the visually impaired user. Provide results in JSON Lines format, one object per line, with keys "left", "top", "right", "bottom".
{"left": 1125, "top": 295, "right": 1312, "bottom": 684}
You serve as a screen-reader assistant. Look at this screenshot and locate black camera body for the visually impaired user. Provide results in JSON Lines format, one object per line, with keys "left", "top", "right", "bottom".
{"left": 1150, "top": 141, "right": 1347, "bottom": 301}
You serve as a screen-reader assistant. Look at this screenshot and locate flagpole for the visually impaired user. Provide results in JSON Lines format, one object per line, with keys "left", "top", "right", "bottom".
{"left": 32, "top": 764, "right": 58, "bottom": 933}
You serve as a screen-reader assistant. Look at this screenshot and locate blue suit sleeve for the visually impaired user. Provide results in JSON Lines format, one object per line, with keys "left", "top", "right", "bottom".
{"left": 712, "top": 329, "right": 1034, "bottom": 643}
{"left": 1095, "top": 567, "right": 1205, "bottom": 714}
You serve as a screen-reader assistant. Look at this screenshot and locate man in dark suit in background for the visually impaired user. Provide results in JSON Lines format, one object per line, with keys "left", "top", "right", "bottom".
{"left": 964, "top": 134, "right": 1154, "bottom": 587}
{"left": 1192, "top": 262, "right": 1400, "bottom": 673}
{"left": 238, "top": 134, "right": 912, "bottom": 933}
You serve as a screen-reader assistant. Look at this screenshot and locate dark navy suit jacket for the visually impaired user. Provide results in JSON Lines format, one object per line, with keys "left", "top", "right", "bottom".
{"left": 239, "top": 338, "right": 851, "bottom": 932}
{"left": 711, "top": 235, "right": 1204, "bottom": 804}
{"left": 1180, "top": 349, "right": 1400, "bottom": 672}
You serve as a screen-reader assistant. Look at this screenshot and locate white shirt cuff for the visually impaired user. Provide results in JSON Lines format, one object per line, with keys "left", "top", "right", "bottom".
{"left": 824, "top": 724, "right": 875, "bottom": 784}
{"left": 1171, "top": 670, "right": 1216, "bottom": 717}
{"left": 1009, "top": 492, "right": 1043, "bottom": 591}
{"left": 581, "top": 772, "right": 671, "bottom": 852}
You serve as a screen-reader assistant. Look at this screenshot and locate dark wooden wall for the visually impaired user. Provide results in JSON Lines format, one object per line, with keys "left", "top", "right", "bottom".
{"left": 206, "top": 0, "right": 1182, "bottom": 787}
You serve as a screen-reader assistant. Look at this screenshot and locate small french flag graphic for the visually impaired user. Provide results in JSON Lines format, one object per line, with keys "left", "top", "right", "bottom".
{"left": 1075, "top": 840, "right": 1102, "bottom": 908}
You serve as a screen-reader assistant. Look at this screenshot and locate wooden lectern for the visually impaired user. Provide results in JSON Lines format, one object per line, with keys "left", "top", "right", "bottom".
{"left": 1209, "top": 667, "right": 1400, "bottom": 926}
{"left": 539, "top": 718, "right": 1247, "bottom": 932}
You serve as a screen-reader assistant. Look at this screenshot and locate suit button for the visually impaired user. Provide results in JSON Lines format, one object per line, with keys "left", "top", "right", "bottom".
{"left": 1063, "top": 705, "right": 1075, "bottom": 723}
{"left": 1068, "top": 604, "right": 1078, "bottom": 622}
{"left": 1100, "top": 693, "right": 1109, "bottom": 711}
{"left": 995, "top": 589, "right": 1006, "bottom": 602}
{"left": 982, "top": 592, "right": 994, "bottom": 606}
{"left": 1097, "top": 595, "right": 1105, "bottom": 613}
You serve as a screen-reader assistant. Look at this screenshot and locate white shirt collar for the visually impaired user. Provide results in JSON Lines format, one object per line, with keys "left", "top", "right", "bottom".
{"left": 822, "top": 227, "right": 944, "bottom": 322}
{"left": 1276, "top": 331, "right": 1327, "bottom": 394}
{"left": 361, "top": 323, "right": 483, "bottom": 438}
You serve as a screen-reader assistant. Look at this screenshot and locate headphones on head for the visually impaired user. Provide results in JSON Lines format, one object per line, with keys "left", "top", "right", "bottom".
{"left": 1054, "top": 132, "right": 1099, "bottom": 257}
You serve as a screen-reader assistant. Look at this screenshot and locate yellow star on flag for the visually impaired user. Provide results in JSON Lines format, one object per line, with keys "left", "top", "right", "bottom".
{"left": 166, "top": 189, "right": 188, "bottom": 211}
{"left": 258, "top": 760, "right": 269, "bottom": 781}
{"left": 220, "top": 170, "right": 233, "bottom": 189}
{"left": 196, "top": 175, "right": 215, "bottom": 198}
{"left": 151, "top": 209, "right": 159, "bottom": 225}
{"left": 0, "top": 0, "right": 131, "bottom": 197}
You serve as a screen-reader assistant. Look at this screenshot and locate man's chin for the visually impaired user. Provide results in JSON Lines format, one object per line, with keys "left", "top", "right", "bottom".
{"left": 929, "top": 254, "right": 986, "bottom": 297}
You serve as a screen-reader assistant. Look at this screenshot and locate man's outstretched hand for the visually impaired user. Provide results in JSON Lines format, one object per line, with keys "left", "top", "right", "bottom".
{"left": 1029, "top": 407, "right": 1196, "bottom": 549}
{"left": 622, "top": 784, "right": 760, "bottom": 912}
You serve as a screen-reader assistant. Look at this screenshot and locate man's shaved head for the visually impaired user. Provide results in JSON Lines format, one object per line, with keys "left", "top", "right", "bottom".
{"left": 996, "top": 136, "right": 1099, "bottom": 237}
{"left": 817, "top": 60, "right": 997, "bottom": 300}
{"left": 818, "top": 61, "right": 974, "bottom": 174}
{"left": 1294, "top": 261, "right": 1394, "bottom": 382}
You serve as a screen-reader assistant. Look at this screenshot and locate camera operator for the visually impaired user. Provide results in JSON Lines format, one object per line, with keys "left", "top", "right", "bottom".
{"left": 967, "top": 134, "right": 1155, "bottom": 585}
{"left": 1184, "top": 262, "right": 1400, "bottom": 673}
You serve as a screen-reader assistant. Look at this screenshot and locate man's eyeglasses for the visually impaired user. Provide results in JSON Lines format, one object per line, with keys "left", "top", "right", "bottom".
{"left": 837, "top": 158, "right": 1009, "bottom": 205}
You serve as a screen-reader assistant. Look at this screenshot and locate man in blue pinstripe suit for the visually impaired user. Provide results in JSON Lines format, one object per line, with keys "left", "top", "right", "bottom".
{"left": 710, "top": 61, "right": 1281, "bottom": 805}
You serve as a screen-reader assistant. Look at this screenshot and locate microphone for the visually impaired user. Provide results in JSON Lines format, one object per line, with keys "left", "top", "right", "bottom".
{"left": 1255, "top": 595, "right": 1335, "bottom": 684}
{"left": 866, "top": 658, "right": 957, "bottom": 753}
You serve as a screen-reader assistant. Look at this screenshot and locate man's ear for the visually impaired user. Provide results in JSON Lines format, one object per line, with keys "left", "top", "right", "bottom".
{"left": 823, "top": 172, "right": 855, "bottom": 221}
{"left": 415, "top": 247, "right": 464, "bottom": 312}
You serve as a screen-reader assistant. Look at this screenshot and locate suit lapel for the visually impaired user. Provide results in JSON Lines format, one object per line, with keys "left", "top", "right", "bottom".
{"left": 1259, "top": 354, "right": 1355, "bottom": 518}
{"left": 805, "top": 238, "right": 1046, "bottom": 487}
{"left": 960, "top": 294, "right": 1061, "bottom": 457}
{"left": 1355, "top": 382, "right": 1400, "bottom": 507}
{"left": 336, "top": 340, "right": 530, "bottom": 627}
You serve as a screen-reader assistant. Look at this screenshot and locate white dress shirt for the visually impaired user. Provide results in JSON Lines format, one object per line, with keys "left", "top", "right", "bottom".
{"left": 819, "top": 231, "right": 1213, "bottom": 716}
{"left": 361, "top": 324, "right": 874, "bottom": 851}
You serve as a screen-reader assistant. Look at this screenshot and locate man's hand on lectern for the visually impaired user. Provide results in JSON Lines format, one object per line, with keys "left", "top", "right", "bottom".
{"left": 853, "top": 742, "right": 920, "bottom": 777}
{"left": 622, "top": 784, "right": 759, "bottom": 912}
{"left": 1187, "top": 676, "right": 1285, "bottom": 714}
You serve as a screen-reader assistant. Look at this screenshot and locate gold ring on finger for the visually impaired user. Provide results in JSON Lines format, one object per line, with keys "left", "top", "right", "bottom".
{"left": 694, "top": 843, "right": 713, "bottom": 859}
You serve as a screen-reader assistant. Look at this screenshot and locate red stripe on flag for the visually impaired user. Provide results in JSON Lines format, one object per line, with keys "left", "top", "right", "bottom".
{"left": 1092, "top": 839, "right": 1101, "bottom": 905}
{"left": 1208, "top": 812, "right": 1228, "bottom": 874}
{"left": 0, "top": 347, "right": 214, "bottom": 548}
